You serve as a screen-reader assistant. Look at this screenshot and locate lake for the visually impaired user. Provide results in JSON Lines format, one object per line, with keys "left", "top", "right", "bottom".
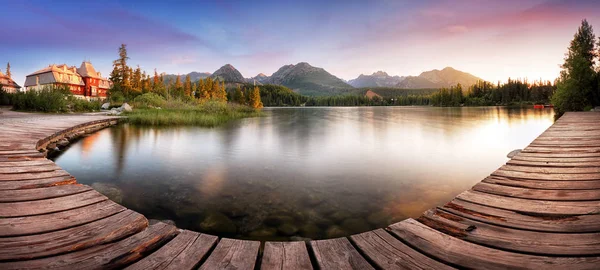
{"left": 53, "top": 106, "right": 554, "bottom": 240}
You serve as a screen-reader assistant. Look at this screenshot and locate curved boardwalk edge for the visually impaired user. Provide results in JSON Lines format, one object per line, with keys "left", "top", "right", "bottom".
{"left": 1, "top": 111, "right": 599, "bottom": 269}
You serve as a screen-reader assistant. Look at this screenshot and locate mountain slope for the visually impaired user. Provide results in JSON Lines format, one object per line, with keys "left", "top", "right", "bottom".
{"left": 210, "top": 64, "right": 246, "bottom": 83}
{"left": 348, "top": 71, "right": 405, "bottom": 88}
{"left": 397, "top": 67, "right": 482, "bottom": 89}
{"left": 162, "top": 71, "right": 211, "bottom": 84}
{"left": 266, "top": 62, "right": 353, "bottom": 96}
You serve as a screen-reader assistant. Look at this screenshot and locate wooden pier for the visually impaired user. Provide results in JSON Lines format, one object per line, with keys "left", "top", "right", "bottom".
{"left": 1, "top": 110, "right": 599, "bottom": 269}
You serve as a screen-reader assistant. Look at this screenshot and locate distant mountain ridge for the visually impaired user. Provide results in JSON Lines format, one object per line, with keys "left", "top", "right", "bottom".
{"left": 264, "top": 62, "right": 352, "bottom": 96}
{"left": 348, "top": 71, "right": 405, "bottom": 88}
{"left": 162, "top": 71, "right": 211, "bottom": 83}
{"left": 210, "top": 64, "right": 246, "bottom": 83}
{"left": 162, "top": 64, "right": 483, "bottom": 96}
{"left": 396, "top": 67, "right": 482, "bottom": 89}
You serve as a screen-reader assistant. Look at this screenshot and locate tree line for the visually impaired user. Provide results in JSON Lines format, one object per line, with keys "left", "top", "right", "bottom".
{"left": 108, "top": 44, "right": 263, "bottom": 109}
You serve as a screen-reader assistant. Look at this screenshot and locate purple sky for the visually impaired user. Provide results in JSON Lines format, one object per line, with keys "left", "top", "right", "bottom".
{"left": 1, "top": 0, "right": 600, "bottom": 86}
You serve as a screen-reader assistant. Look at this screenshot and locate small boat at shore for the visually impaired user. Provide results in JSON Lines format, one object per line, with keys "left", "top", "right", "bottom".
{"left": 534, "top": 104, "right": 553, "bottom": 109}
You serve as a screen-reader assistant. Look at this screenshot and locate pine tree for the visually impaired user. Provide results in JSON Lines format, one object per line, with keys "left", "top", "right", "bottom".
{"left": 109, "top": 44, "right": 130, "bottom": 94}
{"left": 5, "top": 62, "right": 11, "bottom": 78}
{"left": 184, "top": 74, "right": 192, "bottom": 97}
{"left": 133, "top": 65, "right": 142, "bottom": 92}
{"left": 153, "top": 69, "right": 160, "bottom": 92}
{"left": 248, "top": 86, "right": 263, "bottom": 109}
{"left": 552, "top": 19, "right": 597, "bottom": 116}
{"left": 175, "top": 75, "right": 182, "bottom": 89}
{"left": 211, "top": 79, "right": 221, "bottom": 100}
{"left": 233, "top": 85, "right": 245, "bottom": 104}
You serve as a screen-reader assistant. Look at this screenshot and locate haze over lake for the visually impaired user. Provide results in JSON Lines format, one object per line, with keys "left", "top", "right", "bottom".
{"left": 53, "top": 107, "right": 554, "bottom": 240}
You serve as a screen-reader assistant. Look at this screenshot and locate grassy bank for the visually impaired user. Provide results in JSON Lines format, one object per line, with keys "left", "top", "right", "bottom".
{"left": 124, "top": 93, "right": 262, "bottom": 127}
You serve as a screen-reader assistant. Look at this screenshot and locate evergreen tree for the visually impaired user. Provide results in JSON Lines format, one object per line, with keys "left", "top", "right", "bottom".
{"left": 5, "top": 62, "right": 11, "bottom": 78}
{"left": 233, "top": 85, "right": 245, "bottom": 104}
{"left": 109, "top": 44, "right": 130, "bottom": 94}
{"left": 132, "top": 65, "right": 142, "bottom": 92}
{"left": 552, "top": 19, "right": 597, "bottom": 116}
{"left": 184, "top": 74, "right": 192, "bottom": 97}
{"left": 249, "top": 86, "right": 263, "bottom": 109}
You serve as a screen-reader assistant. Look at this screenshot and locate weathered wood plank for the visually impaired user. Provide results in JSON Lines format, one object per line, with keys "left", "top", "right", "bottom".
{"left": 507, "top": 159, "right": 600, "bottom": 168}
{"left": 442, "top": 199, "right": 600, "bottom": 233}
{"left": 261, "top": 242, "right": 313, "bottom": 270}
{"left": 0, "top": 165, "right": 62, "bottom": 174}
{"left": 473, "top": 182, "right": 600, "bottom": 201}
{"left": 492, "top": 169, "right": 600, "bottom": 181}
{"left": 0, "top": 160, "right": 54, "bottom": 167}
{"left": 0, "top": 170, "right": 71, "bottom": 181}
{"left": 0, "top": 222, "right": 177, "bottom": 270}
{"left": 418, "top": 209, "right": 600, "bottom": 256}
{"left": 0, "top": 210, "right": 147, "bottom": 261}
{"left": 311, "top": 237, "right": 374, "bottom": 270}
{"left": 501, "top": 164, "right": 600, "bottom": 174}
{"left": 199, "top": 238, "right": 260, "bottom": 270}
{"left": 162, "top": 233, "right": 218, "bottom": 270}
{"left": 126, "top": 230, "right": 200, "bottom": 270}
{"left": 456, "top": 190, "right": 600, "bottom": 215}
{"left": 0, "top": 190, "right": 108, "bottom": 217}
{"left": 351, "top": 229, "right": 454, "bottom": 270}
{"left": 482, "top": 176, "right": 600, "bottom": 190}
{"left": 0, "top": 176, "right": 76, "bottom": 190}
{"left": 388, "top": 219, "right": 600, "bottom": 270}
{"left": 0, "top": 184, "right": 91, "bottom": 202}
{"left": 0, "top": 199, "right": 126, "bottom": 237}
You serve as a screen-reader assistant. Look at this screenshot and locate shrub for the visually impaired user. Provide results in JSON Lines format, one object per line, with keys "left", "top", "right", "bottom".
{"left": 11, "top": 87, "right": 69, "bottom": 112}
{"left": 132, "top": 93, "right": 166, "bottom": 108}
{"left": 69, "top": 97, "right": 101, "bottom": 112}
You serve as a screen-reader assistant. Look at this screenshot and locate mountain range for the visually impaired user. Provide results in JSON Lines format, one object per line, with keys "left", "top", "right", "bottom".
{"left": 162, "top": 63, "right": 483, "bottom": 96}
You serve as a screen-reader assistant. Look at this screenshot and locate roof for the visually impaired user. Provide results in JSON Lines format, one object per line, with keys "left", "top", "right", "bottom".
{"left": 0, "top": 71, "right": 21, "bottom": 89}
{"left": 77, "top": 61, "right": 100, "bottom": 78}
{"left": 24, "top": 64, "right": 85, "bottom": 87}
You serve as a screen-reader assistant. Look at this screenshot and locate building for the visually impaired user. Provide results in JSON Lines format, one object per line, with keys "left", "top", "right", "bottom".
{"left": 24, "top": 61, "right": 111, "bottom": 99}
{"left": 0, "top": 71, "right": 21, "bottom": 93}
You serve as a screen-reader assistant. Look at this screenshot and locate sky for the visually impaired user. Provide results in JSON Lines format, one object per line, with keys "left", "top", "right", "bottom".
{"left": 1, "top": 0, "right": 600, "bottom": 86}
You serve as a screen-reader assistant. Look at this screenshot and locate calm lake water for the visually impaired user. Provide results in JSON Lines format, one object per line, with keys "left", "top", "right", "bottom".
{"left": 53, "top": 106, "right": 554, "bottom": 240}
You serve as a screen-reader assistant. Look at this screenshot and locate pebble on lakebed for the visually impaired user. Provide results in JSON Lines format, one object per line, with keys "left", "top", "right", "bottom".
{"left": 91, "top": 182, "right": 123, "bottom": 204}
{"left": 199, "top": 211, "right": 237, "bottom": 235}
{"left": 507, "top": 149, "right": 522, "bottom": 158}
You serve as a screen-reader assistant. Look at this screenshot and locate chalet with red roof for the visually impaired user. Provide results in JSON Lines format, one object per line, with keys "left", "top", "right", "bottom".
{"left": 24, "top": 61, "right": 111, "bottom": 99}
{"left": 0, "top": 71, "right": 21, "bottom": 93}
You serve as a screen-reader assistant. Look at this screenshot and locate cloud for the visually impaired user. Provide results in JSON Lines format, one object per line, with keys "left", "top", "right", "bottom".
{"left": 445, "top": 25, "right": 469, "bottom": 34}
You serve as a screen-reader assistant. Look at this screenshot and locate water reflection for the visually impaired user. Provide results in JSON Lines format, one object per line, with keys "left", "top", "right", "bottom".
{"left": 54, "top": 106, "right": 554, "bottom": 240}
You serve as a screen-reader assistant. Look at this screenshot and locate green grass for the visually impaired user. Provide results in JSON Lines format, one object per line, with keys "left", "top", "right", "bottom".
{"left": 124, "top": 101, "right": 262, "bottom": 127}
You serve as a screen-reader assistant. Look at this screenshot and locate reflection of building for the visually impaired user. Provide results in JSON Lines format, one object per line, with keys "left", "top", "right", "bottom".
{"left": 24, "top": 61, "right": 111, "bottom": 99}
{"left": 0, "top": 71, "right": 21, "bottom": 93}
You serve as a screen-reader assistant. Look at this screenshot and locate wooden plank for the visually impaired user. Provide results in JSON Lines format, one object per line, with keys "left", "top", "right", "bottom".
{"left": 0, "top": 190, "right": 107, "bottom": 217}
{"left": 507, "top": 159, "right": 600, "bottom": 168}
{"left": 388, "top": 219, "right": 600, "bottom": 270}
{"left": 0, "top": 200, "right": 126, "bottom": 237}
{"left": 418, "top": 209, "right": 600, "bottom": 256}
{"left": 310, "top": 237, "right": 374, "bottom": 270}
{"left": 492, "top": 169, "right": 600, "bottom": 181}
{"left": 0, "top": 222, "right": 178, "bottom": 270}
{"left": 482, "top": 176, "right": 600, "bottom": 190}
{"left": 0, "top": 160, "right": 54, "bottom": 167}
{"left": 0, "top": 170, "right": 71, "bottom": 181}
{"left": 199, "top": 238, "right": 260, "bottom": 270}
{"left": 351, "top": 229, "right": 454, "bottom": 270}
{"left": 0, "top": 165, "right": 62, "bottom": 174}
{"left": 473, "top": 182, "right": 600, "bottom": 201}
{"left": 261, "top": 242, "right": 313, "bottom": 270}
{"left": 126, "top": 230, "right": 199, "bottom": 270}
{"left": 442, "top": 199, "right": 600, "bottom": 233}
{"left": 0, "top": 210, "right": 147, "bottom": 260}
{"left": 0, "top": 184, "right": 91, "bottom": 202}
{"left": 162, "top": 233, "right": 218, "bottom": 270}
{"left": 501, "top": 164, "right": 600, "bottom": 174}
{"left": 0, "top": 176, "right": 76, "bottom": 190}
{"left": 456, "top": 190, "right": 600, "bottom": 215}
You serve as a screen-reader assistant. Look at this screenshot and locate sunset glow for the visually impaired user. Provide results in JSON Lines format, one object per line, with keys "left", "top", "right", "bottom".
{"left": 2, "top": 0, "right": 600, "bottom": 84}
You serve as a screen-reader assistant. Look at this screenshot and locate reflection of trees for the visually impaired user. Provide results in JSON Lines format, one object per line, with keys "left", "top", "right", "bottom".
{"left": 110, "top": 124, "right": 143, "bottom": 177}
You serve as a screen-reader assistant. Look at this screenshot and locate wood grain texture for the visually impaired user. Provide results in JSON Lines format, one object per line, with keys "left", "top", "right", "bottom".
{"left": 351, "top": 229, "right": 454, "bottom": 270}
{"left": 0, "top": 222, "right": 178, "bottom": 270}
{"left": 199, "top": 238, "right": 260, "bottom": 270}
{"left": 388, "top": 219, "right": 600, "bottom": 270}
{"left": 0, "top": 190, "right": 108, "bottom": 217}
{"left": 0, "top": 210, "right": 147, "bottom": 260}
{"left": 311, "top": 237, "right": 374, "bottom": 270}
{"left": 473, "top": 182, "right": 600, "bottom": 201}
{"left": 261, "top": 242, "right": 313, "bottom": 270}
